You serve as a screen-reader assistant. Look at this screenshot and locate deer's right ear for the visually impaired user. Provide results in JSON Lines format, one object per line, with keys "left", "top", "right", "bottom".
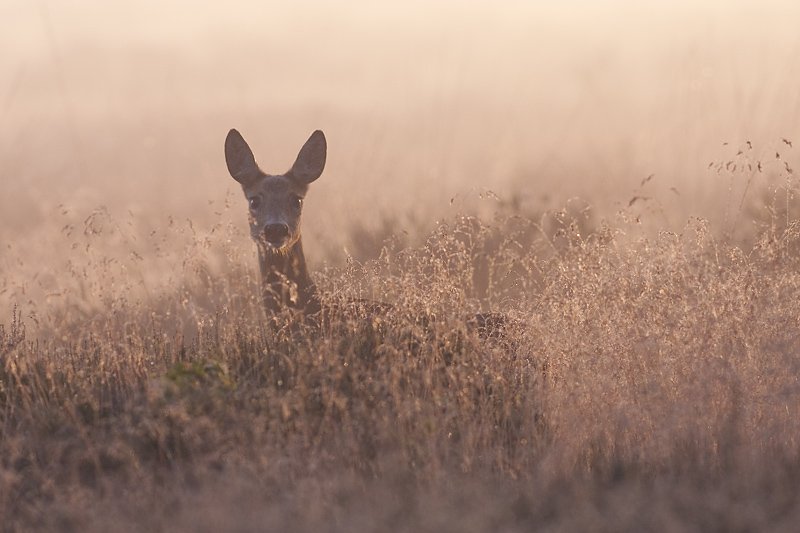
{"left": 225, "top": 129, "right": 259, "bottom": 185}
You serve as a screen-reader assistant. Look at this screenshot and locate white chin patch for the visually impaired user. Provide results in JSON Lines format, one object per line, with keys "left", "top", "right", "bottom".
{"left": 262, "top": 239, "right": 288, "bottom": 252}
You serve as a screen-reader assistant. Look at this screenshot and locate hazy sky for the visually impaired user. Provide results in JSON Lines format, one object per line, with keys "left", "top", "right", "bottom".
{"left": 2, "top": 0, "right": 799, "bottom": 234}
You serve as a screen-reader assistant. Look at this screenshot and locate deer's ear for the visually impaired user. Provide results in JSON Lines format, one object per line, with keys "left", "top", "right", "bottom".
{"left": 288, "top": 130, "right": 326, "bottom": 184}
{"left": 225, "top": 129, "right": 259, "bottom": 184}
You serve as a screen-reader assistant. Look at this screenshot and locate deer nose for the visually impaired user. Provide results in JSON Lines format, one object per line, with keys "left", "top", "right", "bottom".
{"left": 264, "top": 223, "right": 289, "bottom": 245}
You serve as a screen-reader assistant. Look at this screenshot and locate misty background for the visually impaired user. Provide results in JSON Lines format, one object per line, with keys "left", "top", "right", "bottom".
{"left": 2, "top": 0, "right": 799, "bottom": 317}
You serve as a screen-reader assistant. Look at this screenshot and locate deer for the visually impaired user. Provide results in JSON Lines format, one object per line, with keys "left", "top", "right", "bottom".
{"left": 224, "top": 128, "right": 327, "bottom": 320}
{"left": 224, "top": 128, "right": 513, "bottom": 338}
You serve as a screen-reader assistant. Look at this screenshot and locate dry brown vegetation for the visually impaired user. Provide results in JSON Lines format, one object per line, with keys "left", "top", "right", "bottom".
{"left": 4, "top": 197, "right": 800, "bottom": 531}
{"left": 4, "top": 1, "right": 800, "bottom": 531}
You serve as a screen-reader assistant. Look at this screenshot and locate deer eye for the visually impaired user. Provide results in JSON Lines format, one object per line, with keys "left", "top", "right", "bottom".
{"left": 249, "top": 196, "right": 262, "bottom": 210}
{"left": 291, "top": 195, "right": 303, "bottom": 210}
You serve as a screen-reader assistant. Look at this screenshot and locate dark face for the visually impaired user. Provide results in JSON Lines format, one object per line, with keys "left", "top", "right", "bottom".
{"left": 242, "top": 174, "right": 308, "bottom": 251}
{"left": 224, "top": 129, "right": 326, "bottom": 254}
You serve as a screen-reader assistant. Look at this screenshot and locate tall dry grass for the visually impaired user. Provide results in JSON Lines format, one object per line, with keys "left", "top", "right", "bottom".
{"left": 3, "top": 185, "right": 800, "bottom": 531}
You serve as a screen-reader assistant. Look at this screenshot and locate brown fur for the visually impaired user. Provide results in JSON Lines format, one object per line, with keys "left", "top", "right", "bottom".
{"left": 225, "top": 129, "right": 325, "bottom": 317}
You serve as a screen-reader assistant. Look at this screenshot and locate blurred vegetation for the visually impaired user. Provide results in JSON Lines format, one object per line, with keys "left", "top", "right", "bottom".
{"left": 3, "top": 191, "right": 800, "bottom": 531}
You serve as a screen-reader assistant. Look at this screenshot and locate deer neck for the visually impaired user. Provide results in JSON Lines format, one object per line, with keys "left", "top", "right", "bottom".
{"left": 258, "top": 238, "right": 320, "bottom": 315}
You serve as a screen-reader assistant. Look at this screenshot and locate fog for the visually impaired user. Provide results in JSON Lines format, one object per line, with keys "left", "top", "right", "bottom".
{"left": 2, "top": 0, "right": 799, "bottom": 310}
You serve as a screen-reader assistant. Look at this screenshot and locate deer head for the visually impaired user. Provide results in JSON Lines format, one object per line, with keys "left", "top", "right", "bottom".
{"left": 225, "top": 129, "right": 326, "bottom": 254}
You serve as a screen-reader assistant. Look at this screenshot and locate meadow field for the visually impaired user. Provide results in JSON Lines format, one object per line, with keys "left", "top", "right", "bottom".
{"left": 3, "top": 1, "right": 800, "bottom": 531}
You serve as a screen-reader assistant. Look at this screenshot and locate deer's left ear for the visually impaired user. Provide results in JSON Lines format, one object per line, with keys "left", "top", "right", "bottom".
{"left": 288, "top": 130, "right": 326, "bottom": 184}
{"left": 225, "top": 129, "right": 260, "bottom": 185}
